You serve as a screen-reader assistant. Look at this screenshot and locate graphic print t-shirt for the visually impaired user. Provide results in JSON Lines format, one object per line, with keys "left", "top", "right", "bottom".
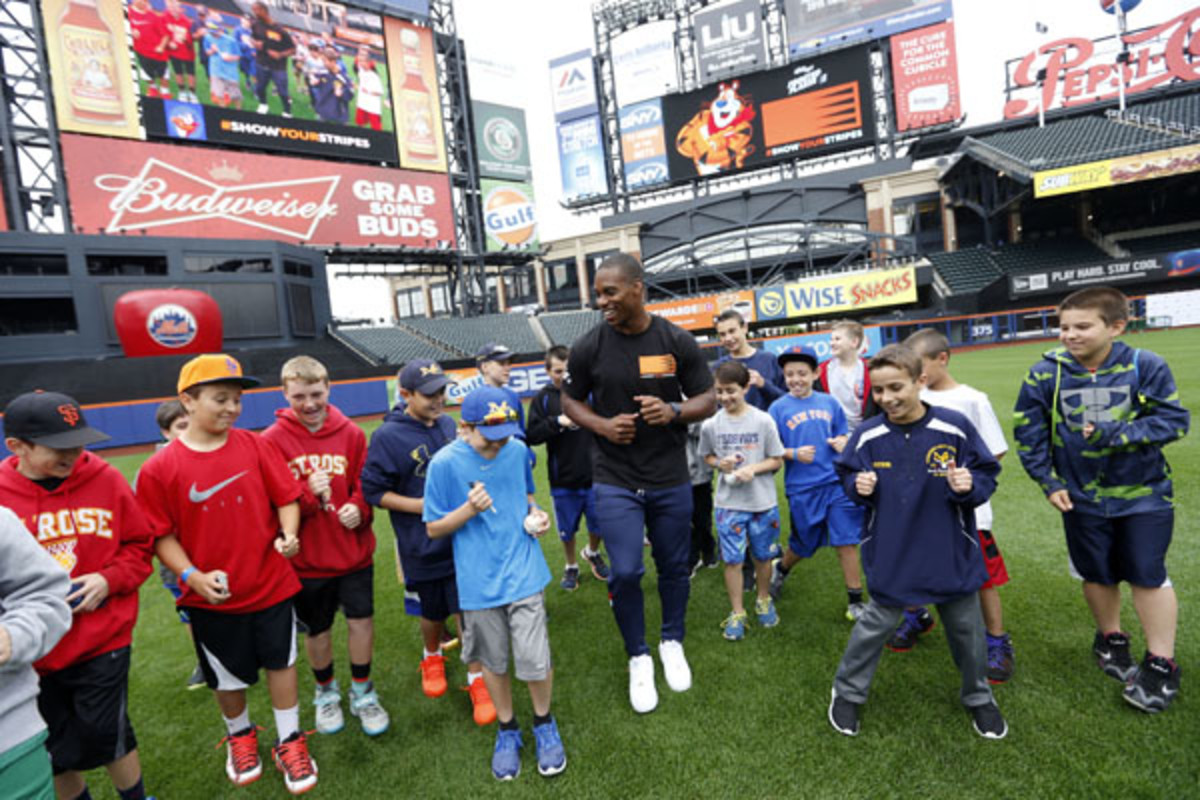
{"left": 698, "top": 406, "right": 784, "bottom": 512}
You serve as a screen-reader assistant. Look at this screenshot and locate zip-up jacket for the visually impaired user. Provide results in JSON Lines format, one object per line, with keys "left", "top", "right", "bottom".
{"left": 0, "top": 453, "right": 153, "bottom": 673}
{"left": 361, "top": 405, "right": 457, "bottom": 582}
{"left": 526, "top": 384, "right": 594, "bottom": 490}
{"left": 1013, "top": 341, "right": 1188, "bottom": 517}
{"left": 835, "top": 405, "right": 999, "bottom": 607}
{"left": 262, "top": 405, "right": 375, "bottom": 578}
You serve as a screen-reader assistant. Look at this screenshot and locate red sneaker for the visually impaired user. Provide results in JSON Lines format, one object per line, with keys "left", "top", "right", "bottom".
{"left": 219, "top": 725, "right": 263, "bottom": 786}
{"left": 420, "top": 653, "right": 447, "bottom": 698}
{"left": 467, "top": 676, "right": 497, "bottom": 726}
{"left": 272, "top": 731, "right": 318, "bottom": 795}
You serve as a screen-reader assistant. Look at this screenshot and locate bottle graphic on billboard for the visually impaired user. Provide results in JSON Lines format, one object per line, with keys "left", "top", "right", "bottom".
{"left": 57, "top": 0, "right": 127, "bottom": 125}
{"left": 399, "top": 28, "right": 438, "bottom": 163}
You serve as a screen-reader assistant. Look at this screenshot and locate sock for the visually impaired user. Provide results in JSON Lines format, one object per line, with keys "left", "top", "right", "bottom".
{"left": 116, "top": 777, "right": 146, "bottom": 800}
{"left": 499, "top": 717, "right": 519, "bottom": 731}
{"left": 313, "top": 664, "right": 334, "bottom": 686}
{"left": 986, "top": 632, "right": 1006, "bottom": 646}
{"left": 224, "top": 708, "right": 251, "bottom": 736}
{"left": 71, "top": 789, "right": 94, "bottom": 800}
{"left": 847, "top": 588, "right": 864, "bottom": 605}
{"left": 533, "top": 712, "right": 552, "bottom": 727}
{"left": 351, "top": 661, "right": 371, "bottom": 683}
{"left": 581, "top": 545, "right": 595, "bottom": 559}
{"left": 274, "top": 704, "right": 300, "bottom": 742}
{"left": 565, "top": 562, "right": 578, "bottom": 570}
{"left": 467, "top": 670, "right": 483, "bottom": 685}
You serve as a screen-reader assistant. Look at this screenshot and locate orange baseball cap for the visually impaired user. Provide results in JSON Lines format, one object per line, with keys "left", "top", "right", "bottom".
{"left": 177, "top": 354, "right": 261, "bottom": 393}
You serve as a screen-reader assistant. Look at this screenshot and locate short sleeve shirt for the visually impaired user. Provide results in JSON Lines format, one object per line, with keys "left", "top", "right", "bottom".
{"left": 698, "top": 406, "right": 784, "bottom": 512}
{"left": 768, "top": 392, "right": 847, "bottom": 492}
{"left": 253, "top": 20, "right": 294, "bottom": 69}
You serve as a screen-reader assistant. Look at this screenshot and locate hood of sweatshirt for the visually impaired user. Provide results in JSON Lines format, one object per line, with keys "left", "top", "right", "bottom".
{"left": 0, "top": 450, "right": 109, "bottom": 502}
{"left": 272, "top": 403, "right": 353, "bottom": 439}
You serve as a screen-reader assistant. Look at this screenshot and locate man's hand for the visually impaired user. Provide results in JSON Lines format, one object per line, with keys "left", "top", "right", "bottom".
{"left": 634, "top": 395, "right": 674, "bottom": 426}
{"left": 602, "top": 413, "right": 639, "bottom": 444}
{"left": 855, "top": 470, "right": 877, "bottom": 496}
{"left": 827, "top": 435, "right": 848, "bottom": 454}
{"left": 337, "top": 503, "right": 362, "bottom": 529}
{"left": 1048, "top": 489, "right": 1073, "bottom": 512}
{"left": 66, "top": 573, "right": 110, "bottom": 614}
{"left": 945, "top": 460, "right": 973, "bottom": 494}
{"left": 556, "top": 414, "right": 578, "bottom": 430}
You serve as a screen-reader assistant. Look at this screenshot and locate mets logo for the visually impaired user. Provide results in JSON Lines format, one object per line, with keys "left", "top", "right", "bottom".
{"left": 483, "top": 401, "right": 517, "bottom": 425}
{"left": 224, "top": 357, "right": 239, "bottom": 374}
{"left": 757, "top": 288, "right": 785, "bottom": 319}
{"left": 57, "top": 404, "right": 80, "bottom": 427}
{"left": 46, "top": 538, "right": 78, "bottom": 573}
{"left": 146, "top": 303, "right": 197, "bottom": 348}
{"left": 925, "top": 444, "right": 956, "bottom": 476}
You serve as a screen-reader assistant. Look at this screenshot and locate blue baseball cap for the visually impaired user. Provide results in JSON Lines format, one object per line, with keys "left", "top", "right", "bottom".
{"left": 777, "top": 345, "right": 820, "bottom": 369}
{"left": 460, "top": 386, "right": 521, "bottom": 441}
{"left": 399, "top": 359, "right": 450, "bottom": 394}
{"left": 475, "top": 342, "right": 513, "bottom": 364}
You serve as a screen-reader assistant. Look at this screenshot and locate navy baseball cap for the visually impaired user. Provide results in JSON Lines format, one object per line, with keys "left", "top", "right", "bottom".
{"left": 777, "top": 345, "right": 820, "bottom": 370}
{"left": 399, "top": 359, "right": 451, "bottom": 394}
{"left": 475, "top": 342, "right": 513, "bottom": 363}
{"left": 3, "top": 391, "right": 110, "bottom": 448}
{"left": 460, "top": 386, "right": 521, "bottom": 441}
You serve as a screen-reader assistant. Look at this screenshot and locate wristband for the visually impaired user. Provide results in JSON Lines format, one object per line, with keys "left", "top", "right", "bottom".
{"left": 180, "top": 566, "right": 196, "bottom": 585}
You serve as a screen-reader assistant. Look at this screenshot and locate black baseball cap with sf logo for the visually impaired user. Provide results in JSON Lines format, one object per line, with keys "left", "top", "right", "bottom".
{"left": 2, "top": 391, "right": 110, "bottom": 449}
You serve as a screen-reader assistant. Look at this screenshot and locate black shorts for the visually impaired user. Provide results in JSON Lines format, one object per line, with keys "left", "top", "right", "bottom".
{"left": 294, "top": 565, "right": 375, "bottom": 635}
{"left": 38, "top": 647, "right": 137, "bottom": 774}
{"left": 407, "top": 574, "right": 460, "bottom": 622}
{"left": 136, "top": 52, "right": 168, "bottom": 80}
{"left": 169, "top": 56, "right": 195, "bottom": 76}
{"left": 189, "top": 599, "right": 297, "bottom": 690}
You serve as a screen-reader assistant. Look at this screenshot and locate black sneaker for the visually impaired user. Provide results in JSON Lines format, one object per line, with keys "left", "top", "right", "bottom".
{"left": 1123, "top": 653, "right": 1181, "bottom": 714}
{"left": 583, "top": 549, "right": 610, "bottom": 581}
{"left": 768, "top": 558, "right": 786, "bottom": 601}
{"left": 986, "top": 633, "right": 1014, "bottom": 684}
{"left": 969, "top": 702, "right": 1008, "bottom": 739}
{"left": 560, "top": 566, "right": 579, "bottom": 592}
{"left": 827, "top": 689, "right": 859, "bottom": 736}
{"left": 1093, "top": 631, "right": 1137, "bottom": 682}
{"left": 886, "top": 607, "right": 935, "bottom": 653}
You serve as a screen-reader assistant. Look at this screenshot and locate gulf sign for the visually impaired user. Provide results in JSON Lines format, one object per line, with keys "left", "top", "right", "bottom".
{"left": 442, "top": 363, "right": 550, "bottom": 405}
{"left": 754, "top": 267, "right": 916, "bottom": 321}
{"left": 481, "top": 179, "right": 538, "bottom": 252}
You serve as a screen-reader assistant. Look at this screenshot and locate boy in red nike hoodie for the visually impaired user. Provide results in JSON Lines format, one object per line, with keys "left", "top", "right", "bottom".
{"left": 262, "top": 356, "right": 387, "bottom": 738}
{"left": 1, "top": 391, "right": 154, "bottom": 800}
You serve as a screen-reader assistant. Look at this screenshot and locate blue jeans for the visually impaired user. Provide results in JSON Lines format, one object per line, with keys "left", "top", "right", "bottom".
{"left": 254, "top": 66, "right": 290, "bottom": 112}
{"left": 593, "top": 482, "right": 693, "bottom": 657}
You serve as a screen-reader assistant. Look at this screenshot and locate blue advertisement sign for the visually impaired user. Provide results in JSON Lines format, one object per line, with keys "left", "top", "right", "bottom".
{"left": 556, "top": 115, "right": 610, "bottom": 201}
{"left": 759, "top": 328, "right": 883, "bottom": 362}
{"left": 619, "top": 99, "right": 670, "bottom": 189}
{"left": 162, "top": 100, "right": 207, "bottom": 141}
{"left": 785, "top": 0, "right": 952, "bottom": 58}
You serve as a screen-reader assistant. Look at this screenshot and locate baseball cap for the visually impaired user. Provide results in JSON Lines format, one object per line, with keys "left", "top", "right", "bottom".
{"left": 460, "top": 386, "right": 521, "bottom": 441}
{"left": 2, "top": 391, "right": 110, "bottom": 449}
{"left": 399, "top": 359, "right": 451, "bottom": 394}
{"left": 177, "top": 354, "right": 261, "bottom": 394}
{"left": 474, "top": 342, "right": 513, "bottom": 364}
{"left": 777, "top": 345, "right": 820, "bottom": 370}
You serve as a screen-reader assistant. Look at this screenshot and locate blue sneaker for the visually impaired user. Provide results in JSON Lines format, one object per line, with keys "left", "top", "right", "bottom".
{"left": 755, "top": 597, "right": 779, "bottom": 628}
{"left": 722, "top": 611, "right": 747, "bottom": 641}
{"left": 533, "top": 717, "right": 567, "bottom": 777}
{"left": 491, "top": 728, "right": 523, "bottom": 781}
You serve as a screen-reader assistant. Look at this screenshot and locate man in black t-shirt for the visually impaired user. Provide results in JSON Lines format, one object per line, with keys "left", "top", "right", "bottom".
{"left": 250, "top": 1, "right": 295, "bottom": 115}
{"left": 561, "top": 254, "right": 715, "bottom": 715}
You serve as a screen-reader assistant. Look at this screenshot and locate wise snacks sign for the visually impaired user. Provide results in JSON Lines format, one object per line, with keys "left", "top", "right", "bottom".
{"left": 754, "top": 267, "right": 916, "bottom": 321}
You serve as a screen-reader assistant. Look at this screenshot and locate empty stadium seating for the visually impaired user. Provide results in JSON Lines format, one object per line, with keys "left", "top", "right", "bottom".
{"left": 400, "top": 314, "right": 543, "bottom": 356}
{"left": 986, "top": 235, "right": 1108, "bottom": 274}
{"left": 1119, "top": 229, "right": 1200, "bottom": 256}
{"left": 539, "top": 309, "right": 602, "bottom": 345}
{"left": 335, "top": 327, "right": 457, "bottom": 365}
{"left": 927, "top": 248, "right": 1002, "bottom": 294}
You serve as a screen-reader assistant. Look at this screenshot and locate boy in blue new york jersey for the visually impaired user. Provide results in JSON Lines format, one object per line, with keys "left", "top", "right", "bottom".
{"left": 423, "top": 387, "right": 564, "bottom": 781}
{"left": 828, "top": 344, "right": 1006, "bottom": 740}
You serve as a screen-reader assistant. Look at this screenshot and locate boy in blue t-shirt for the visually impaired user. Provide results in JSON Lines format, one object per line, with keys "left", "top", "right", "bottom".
{"left": 766, "top": 346, "right": 866, "bottom": 621}
{"left": 423, "top": 387, "right": 564, "bottom": 782}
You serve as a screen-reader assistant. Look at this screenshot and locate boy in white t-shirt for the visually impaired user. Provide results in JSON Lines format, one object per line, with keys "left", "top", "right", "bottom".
{"left": 891, "top": 329, "right": 1014, "bottom": 683}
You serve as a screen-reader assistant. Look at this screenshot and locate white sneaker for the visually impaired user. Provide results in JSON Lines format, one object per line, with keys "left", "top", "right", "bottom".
{"left": 256, "top": 103, "right": 268, "bottom": 113}
{"left": 349, "top": 687, "right": 390, "bottom": 736}
{"left": 313, "top": 682, "right": 344, "bottom": 734}
{"left": 658, "top": 640, "right": 692, "bottom": 693}
{"left": 628, "top": 654, "right": 658, "bottom": 714}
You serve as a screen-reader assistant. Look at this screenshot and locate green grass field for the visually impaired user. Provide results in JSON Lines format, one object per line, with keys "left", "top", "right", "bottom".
{"left": 87, "top": 330, "right": 1197, "bottom": 798}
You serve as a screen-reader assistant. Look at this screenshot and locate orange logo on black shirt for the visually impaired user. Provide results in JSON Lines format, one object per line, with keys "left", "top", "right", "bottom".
{"left": 638, "top": 354, "right": 677, "bottom": 378}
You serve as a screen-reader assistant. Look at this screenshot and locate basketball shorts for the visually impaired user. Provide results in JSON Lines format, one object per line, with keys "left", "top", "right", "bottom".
{"left": 38, "top": 647, "right": 137, "bottom": 774}
{"left": 189, "top": 598, "right": 297, "bottom": 690}
{"left": 1063, "top": 508, "right": 1172, "bottom": 587}
{"left": 407, "top": 574, "right": 461, "bottom": 622}
{"left": 294, "top": 565, "right": 374, "bottom": 635}
{"left": 551, "top": 487, "right": 599, "bottom": 542}
{"left": 787, "top": 483, "right": 863, "bottom": 558}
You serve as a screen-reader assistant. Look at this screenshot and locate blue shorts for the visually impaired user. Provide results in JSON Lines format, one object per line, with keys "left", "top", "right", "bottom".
{"left": 715, "top": 507, "right": 781, "bottom": 565}
{"left": 551, "top": 487, "right": 599, "bottom": 542}
{"left": 1063, "top": 508, "right": 1172, "bottom": 586}
{"left": 786, "top": 483, "right": 863, "bottom": 558}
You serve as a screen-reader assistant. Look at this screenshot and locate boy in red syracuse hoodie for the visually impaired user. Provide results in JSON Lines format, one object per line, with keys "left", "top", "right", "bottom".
{"left": 1, "top": 391, "right": 154, "bottom": 800}
{"left": 262, "top": 356, "right": 386, "bottom": 738}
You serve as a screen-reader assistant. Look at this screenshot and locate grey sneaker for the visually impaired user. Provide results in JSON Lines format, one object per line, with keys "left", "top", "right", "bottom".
{"left": 350, "top": 686, "right": 390, "bottom": 736}
{"left": 1123, "top": 653, "right": 1181, "bottom": 714}
{"left": 969, "top": 702, "right": 1008, "bottom": 739}
{"left": 768, "top": 558, "right": 787, "bottom": 600}
{"left": 313, "top": 681, "right": 344, "bottom": 735}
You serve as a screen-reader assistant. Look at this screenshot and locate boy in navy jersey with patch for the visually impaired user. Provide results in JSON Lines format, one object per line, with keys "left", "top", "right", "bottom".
{"left": 136, "top": 354, "right": 317, "bottom": 795}
{"left": 262, "top": 356, "right": 387, "bottom": 738}
{"left": 828, "top": 345, "right": 1007, "bottom": 740}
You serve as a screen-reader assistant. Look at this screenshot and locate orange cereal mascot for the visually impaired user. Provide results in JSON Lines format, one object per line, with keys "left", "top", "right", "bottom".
{"left": 674, "top": 81, "right": 756, "bottom": 176}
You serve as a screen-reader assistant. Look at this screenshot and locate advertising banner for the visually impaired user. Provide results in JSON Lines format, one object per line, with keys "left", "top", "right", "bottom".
{"left": 480, "top": 178, "right": 538, "bottom": 252}
{"left": 549, "top": 50, "right": 599, "bottom": 122}
{"left": 759, "top": 326, "right": 883, "bottom": 361}
{"left": 619, "top": 99, "right": 670, "bottom": 190}
{"left": 473, "top": 101, "right": 532, "bottom": 181}
{"left": 113, "top": 288, "right": 223, "bottom": 357}
{"left": 556, "top": 115, "right": 609, "bottom": 201}
{"left": 647, "top": 290, "right": 757, "bottom": 331}
{"left": 753, "top": 267, "right": 916, "bottom": 321}
{"left": 385, "top": 18, "right": 448, "bottom": 172}
{"left": 784, "top": 0, "right": 951, "bottom": 58}
{"left": 611, "top": 21, "right": 679, "bottom": 106}
{"left": 42, "top": 0, "right": 141, "bottom": 140}
{"left": 664, "top": 45, "right": 875, "bottom": 180}
{"left": 1033, "top": 142, "right": 1200, "bottom": 198}
{"left": 442, "top": 362, "right": 550, "bottom": 405}
{"left": 61, "top": 133, "right": 454, "bottom": 247}
{"left": 694, "top": 0, "right": 767, "bottom": 86}
{"left": 890, "top": 20, "right": 960, "bottom": 132}
{"left": 1007, "top": 254, "right": 1190, "bottom": 298}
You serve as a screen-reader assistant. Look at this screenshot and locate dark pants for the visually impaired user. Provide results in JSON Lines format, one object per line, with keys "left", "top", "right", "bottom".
{"left": 689, "top": 480, "right": 715, "bottom": 566}
{"left": 254, "top": 66, "right": 290, "bottom": 111}
{"left": 594, "top": 482, "right": 693, "bottom": 657}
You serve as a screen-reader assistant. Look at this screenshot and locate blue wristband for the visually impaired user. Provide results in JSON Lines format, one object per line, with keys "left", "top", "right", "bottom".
{"left": 180, "top": 566, "right": 196, "bottom": 585}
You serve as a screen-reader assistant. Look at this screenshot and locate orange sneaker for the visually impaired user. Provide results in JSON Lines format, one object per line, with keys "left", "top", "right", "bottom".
{"left": 420, "top": 653, "right": 448, "bottom": 698}
{"left": 218, "top": 725, "right": 263, "bottom": 786}
{"left": 467, "top": 676, "right": 497, "bottom": 726}
{"left": 272, "top": 731, "right": 318, "bottom": 795}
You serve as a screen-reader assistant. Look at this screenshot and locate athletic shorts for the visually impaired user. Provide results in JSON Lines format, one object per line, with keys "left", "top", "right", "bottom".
{"left": 209, "top": 75, "right": 242, "bottom": 103}
{"left": 979, "top": 529, "right": 1010, "bottom": 590}
{"left": 0, "top": 731, "right": 54, "bottom": 799}
{"left": 407, "top": 574, "right": 461, "bottom": 622}
{"left": 1063, "top": 509, "right": 1173, "bottom": 587}
{"left": 294, "top": 565, "right": 374, "bottom": 635}
{"left": 463, "top": 593, "right": 551, "bottom": 681}
{"left": 715, "top": 507, "right": 780, "bottom": 565}
{"left": 38, "top": 647, "right": 137, "bottom": 774}
{"left": 169, "top": 56, "right": 195, "bottom": 76}
{"left": 355, "top": 107, "right": 381, "bottom": 130}
{"left": 136, "top": 52, "right": 168, "bottom": 80}
{"left": 787, "top": 483, "right": 863, "bottom": 558}
{"left": 189, "top": 598, "right": 297, "bottom": 690}
{"left": 551, "top": 486, "right": 599, "bottom": 542}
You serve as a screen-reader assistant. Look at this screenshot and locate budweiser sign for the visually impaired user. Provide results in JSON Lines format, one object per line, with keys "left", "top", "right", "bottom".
{"left": 61, "top": 134, "right": 453, "bottom": 247}
{"left": 1003, "top": 6, "right": 1200, "bottom": 119}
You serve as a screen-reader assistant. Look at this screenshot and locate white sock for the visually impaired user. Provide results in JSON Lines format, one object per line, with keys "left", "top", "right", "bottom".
{"left": 274, "top": 705, "right": 300, "bottom": 741}
{"left": 423, "top": 648, "right": 442, "bottom": 659}
{"left": 224, "top": 708, "right": 251, "bottom": 736}
{"left": 467, "top": 670, "right": 483, "bottom": 684}
{"left": 565, "top": 562, "right": 578, "bottom": 569}
{"left": 581, "top": 545, "right": 595, "bottom": 559}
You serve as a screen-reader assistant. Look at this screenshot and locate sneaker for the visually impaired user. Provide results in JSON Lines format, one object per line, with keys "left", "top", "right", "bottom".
{"left": 969, "top": 702, "right": 1008, "bottom": 739}
{"left": 987, "top": 633, "right": 1015, "bottom": 684}
{"left": 491, "top": 728, "right": 522, "bottom": 781}
{"left": 221, "top": 725, "right": 263, "bottom": 786}
{"left": 703, "top": 554, "right": 720, "bottom": 569}
{"left": 755, "top": 597, "right": 779, "bottom": 628}
{"left": 560, "top": 566, "right": 579, "bottom": 592}
{"left": 1093, "top": 631, "right": 1137, "bottom": 682}
{"left": 186, "top": 663, "right": 206, "bottom": 690}
{"left": 887, "top": 607, "right": 936, "bottom": 652}
{"left": 467, "top": 676, "right": 497, "bottom": 726}
{"left": 312, "top": 682, "right": 344, "bottom": 735}
{"left": 1123, "top": 653, "right": 1181, "bottom": 713}
{"left": 583, "top": 548, "right": 610, "bottom": 580}
{"left": 272, "top": 731, "right": 318, "bottom": 795}
{"left": 349, "top": 687, "right": 390, "bottom": 736}
{"left": 533, "top": 717, "right": 567, "bottom": 777}
{"left": 256, "top": 103, "right": 268, "bottom": 113}
{"left": 768, "top": 558, "right": 787, "bottom": 601}
{"left": 722, "top": 611, "right": 747, "bottom": 641}
{"left": 628, "top": 654, "right": 658, "bottom": 714}
{"left": 420, "top": 653, "right": 448, "bottom": 698}
{"left": 828, "top": 689, "right": 859, "bottom": 736}
{"left": 689, "top": 558, "right": 703, "bottom": 580}
{"left": 845, "top": 601, "right": 867, "bottom": 622}
{"left": 658, "top": 640, "right": 692, "bottom": 693}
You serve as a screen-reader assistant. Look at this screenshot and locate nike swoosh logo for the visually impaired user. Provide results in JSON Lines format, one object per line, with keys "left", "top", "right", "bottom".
{"left": 189, "top": 471, "right": 247, "bottom": 503}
